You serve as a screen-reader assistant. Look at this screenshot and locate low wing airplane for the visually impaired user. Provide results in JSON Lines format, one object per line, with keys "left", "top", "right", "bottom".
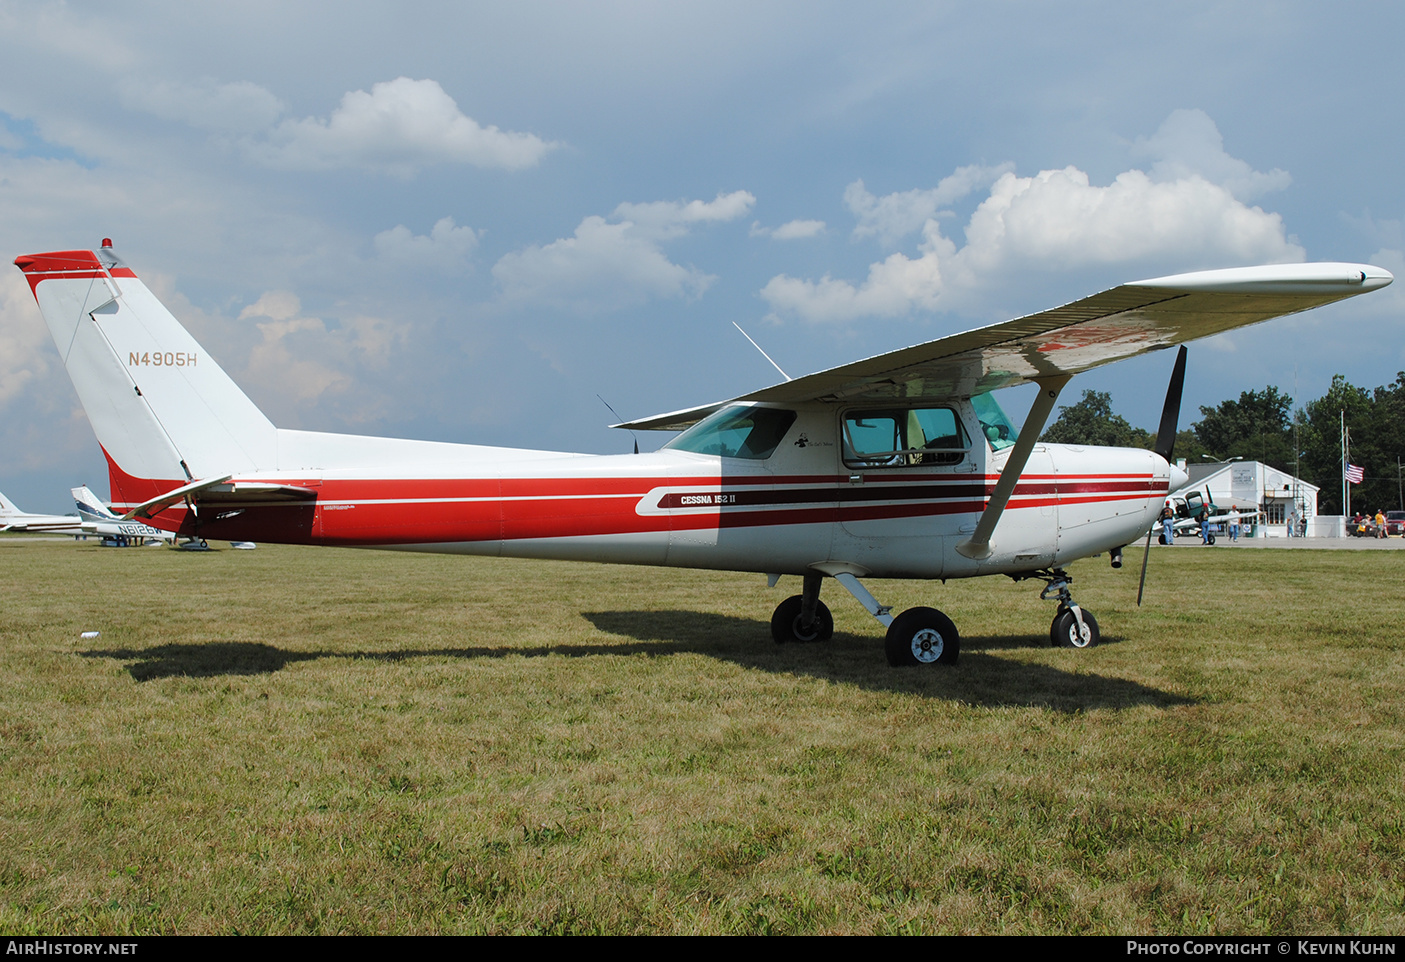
{"left": 72, "top": 484, "right": 177, "bottom": 544}
{"left": 14, "top": 243, "right": 1392, "bottom": 665}
{"left": 0, "top": 490, "right": 82, "bottom": 533}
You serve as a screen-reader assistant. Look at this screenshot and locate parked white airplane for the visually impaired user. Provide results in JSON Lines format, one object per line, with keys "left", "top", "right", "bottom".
{"left": 0, "top": 490, "right": 82, "bottom": 533}
{"left": 72, "top": 484, "right": 176, "bottom": 544}
{"left": 15, "top": 243, "right": 1392, "bottom": 665}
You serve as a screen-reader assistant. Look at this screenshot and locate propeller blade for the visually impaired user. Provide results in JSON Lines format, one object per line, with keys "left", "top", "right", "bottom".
{"left": 1141, "top": 346, "right": 1187, "bottom": 606}
{"left": 1154, "top": 345, "right": 1187, "bottom": 464}
{"left": 1136, "top": 526, "right": 1154, "bottom": 606}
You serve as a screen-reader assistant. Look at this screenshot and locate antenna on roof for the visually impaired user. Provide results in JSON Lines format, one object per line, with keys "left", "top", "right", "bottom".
{"left": 732, "top": 322, "right": 791, "bottom": 382}
{"left": 597, "top": 395, "right": 639, "bottom": 454}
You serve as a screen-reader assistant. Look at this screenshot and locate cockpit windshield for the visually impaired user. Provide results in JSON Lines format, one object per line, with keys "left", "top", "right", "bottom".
{"left": 971, "top": 392, "right": 1018, "bottom": 451}
{"left": 664, "top": 406, "right": 797, "bottom": 460}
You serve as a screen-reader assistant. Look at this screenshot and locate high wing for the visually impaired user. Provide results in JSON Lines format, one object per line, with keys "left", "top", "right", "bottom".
{"left": 617, "top": 263, "right": 1393, "bottom": 431}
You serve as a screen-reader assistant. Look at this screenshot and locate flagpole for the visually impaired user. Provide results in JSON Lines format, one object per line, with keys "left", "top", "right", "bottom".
{"left": 1342, "top": 410, "right": 1348, "bottom": 519}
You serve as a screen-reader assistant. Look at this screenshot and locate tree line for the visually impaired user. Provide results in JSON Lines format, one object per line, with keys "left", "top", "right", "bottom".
{"left": 1039, "top": 375, "right": 1405, "bottom": 514}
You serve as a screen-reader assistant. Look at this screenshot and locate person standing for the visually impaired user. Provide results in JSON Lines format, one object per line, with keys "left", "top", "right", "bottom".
{"left": 1161, "top": 503, "right": 1175, "bottom": 545}
{"left": 1229, "top": 506, "right": 1240, "bottom": 543}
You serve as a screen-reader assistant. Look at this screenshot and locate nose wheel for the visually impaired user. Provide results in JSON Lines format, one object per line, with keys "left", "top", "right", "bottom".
{"left": 1051, "top": 605, "right": 1099, "bottom": 648}
{"left": 1031, "top": 568, "right": 1098, "bottom": 649}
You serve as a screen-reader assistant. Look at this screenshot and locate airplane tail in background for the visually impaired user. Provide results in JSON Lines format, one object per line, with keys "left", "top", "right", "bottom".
{"left": 0, "top": 491, "right": 21, "bottom": 517}
{"left": 14, "top": 244, "right": 278, "bottom": 507}
{"left": 72, "top": 485, "right": 119, "bottom": 523}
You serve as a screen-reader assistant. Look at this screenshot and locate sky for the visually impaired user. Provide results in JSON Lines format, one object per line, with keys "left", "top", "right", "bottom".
{"left": 1, "top": 1, "right": 1403, "bottom": 512}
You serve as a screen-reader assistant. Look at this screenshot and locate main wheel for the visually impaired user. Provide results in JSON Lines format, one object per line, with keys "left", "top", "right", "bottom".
{"left": 1051, "top": 607, "right": 1099, "bottom": 649}
{"left": 885, "top": 607, "right": 959, "bottom": 666}
{"left": 770, "top": 595, "right": 833, "bottom": 644}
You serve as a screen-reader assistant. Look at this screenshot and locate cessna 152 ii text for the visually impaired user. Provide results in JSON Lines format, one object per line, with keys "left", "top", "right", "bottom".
{"left": 14, "top": 243, "right": 1392, "bottom": 665}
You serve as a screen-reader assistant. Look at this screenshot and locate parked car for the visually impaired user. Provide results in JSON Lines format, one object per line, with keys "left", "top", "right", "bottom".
{"left": 1386, "top": 510, "right": 1405, "bottom": 537}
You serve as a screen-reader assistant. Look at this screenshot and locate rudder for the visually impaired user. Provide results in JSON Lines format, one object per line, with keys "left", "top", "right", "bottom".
{"left": 16, "top": 244, "right": 278, "bottom": 506}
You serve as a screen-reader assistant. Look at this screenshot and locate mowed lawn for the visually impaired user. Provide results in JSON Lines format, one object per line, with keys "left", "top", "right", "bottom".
{"left": 0, "top": 536, "right": 1401, "bottom": 934}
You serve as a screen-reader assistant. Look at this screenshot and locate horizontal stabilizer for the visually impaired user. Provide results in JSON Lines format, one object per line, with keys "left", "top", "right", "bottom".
{"left": 125, "top": 475, "right": 234, "bottom": 520}
{"left": 125, "top": 476, "right": 319, "bottom": 520}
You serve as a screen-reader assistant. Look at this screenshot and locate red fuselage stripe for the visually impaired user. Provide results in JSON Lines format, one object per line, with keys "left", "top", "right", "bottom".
{"left": 106, "top": 448, "right": 1166, "bottom": 546}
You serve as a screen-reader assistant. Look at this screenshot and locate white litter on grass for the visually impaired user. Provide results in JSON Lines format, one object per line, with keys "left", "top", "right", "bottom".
{"left": 80, "top": 631, "right": 100, "bottom": 639}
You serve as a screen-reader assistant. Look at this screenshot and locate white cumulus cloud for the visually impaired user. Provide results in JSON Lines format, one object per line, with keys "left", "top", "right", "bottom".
{"left": 250, "top": 77, "right": 557, "bottom": 176}
{"left": 237, "top": 291, "right": 409, "bottom": 422}
{"left": 845, "top": 164, "right": 1013, "bottom": 248}
{"left": 1133, "top": 108, "right": 1290, "bottom": 202}
{"left": 373, "top": 216, "right": 481, "bottom": 271}
{"left": 762, "top": 114, "right": 1304, "bottom": 324}
{"left": 493, "top": 191, "right": 754, "bottom": 312}
{"left": 751, "top": 218, "right": 826, "bottom": 240}
{"left": 612, "top": 190, "right": 755, "bottom": 240}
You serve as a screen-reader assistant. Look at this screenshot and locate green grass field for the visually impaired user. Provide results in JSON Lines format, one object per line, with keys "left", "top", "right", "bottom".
{"left": 1, "top": 536, "right": 1401, "bottom": 934}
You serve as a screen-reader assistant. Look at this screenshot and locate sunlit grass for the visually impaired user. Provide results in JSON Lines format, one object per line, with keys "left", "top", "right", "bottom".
{"left": 0, "top": 536, "right": 1401, "bottom": 933}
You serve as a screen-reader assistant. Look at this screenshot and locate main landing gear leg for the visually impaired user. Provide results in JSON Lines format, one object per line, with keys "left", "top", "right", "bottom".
{"left": 770, "top": 572, "right": 833, "bottom": 643}
{"left": 1034, "top": 568, "right": 1100, "bottom": 649}
{"left": 827, "top": 571, "right": 960, "bottom": 667}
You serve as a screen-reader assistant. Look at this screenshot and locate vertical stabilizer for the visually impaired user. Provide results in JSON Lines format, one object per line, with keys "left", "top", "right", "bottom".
{"left": 72, "top": 485, "right": 119, "bottom": 522}
{"left": 15, "top": 245, "right": 278, "bottom": 502}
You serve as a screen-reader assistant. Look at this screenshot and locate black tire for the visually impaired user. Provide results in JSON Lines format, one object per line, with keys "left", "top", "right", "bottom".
{"left": 770, "top": 595, "right": 833, "bottom": 644}
{"left": 1051, "top": 607, "right": 1099, "bottom": 649}
{"left": 885, "top": 607, "right": 959, "bottom": 666}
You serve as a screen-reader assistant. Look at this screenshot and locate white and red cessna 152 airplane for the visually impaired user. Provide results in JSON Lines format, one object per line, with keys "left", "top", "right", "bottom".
{"left": 15, "top": 243, "right": 1392, "bottom": 666}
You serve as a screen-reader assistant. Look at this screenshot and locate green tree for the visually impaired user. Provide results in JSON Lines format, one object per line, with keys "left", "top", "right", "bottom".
{"left": 1192, "top": 386, "right": 1294, "bottom": 469}
{"left": 1040, "top": 390, "right": 1154, "bottom": 448}
{"left": 1299, "top": 374, "right": 1405, "bottom": 514}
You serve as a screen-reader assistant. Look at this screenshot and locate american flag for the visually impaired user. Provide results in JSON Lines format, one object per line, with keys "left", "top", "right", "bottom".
{"left": 1345, "top": 463, "right": 1364, "bottom": 484}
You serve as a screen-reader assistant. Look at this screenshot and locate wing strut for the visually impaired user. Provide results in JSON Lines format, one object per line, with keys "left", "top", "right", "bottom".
{"left": 956, "top": 374, "right": 1072, "bottom": 560}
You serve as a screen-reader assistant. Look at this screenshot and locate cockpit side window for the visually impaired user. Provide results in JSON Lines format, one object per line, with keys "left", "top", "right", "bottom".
{"left": 971, "top": 392, "right": 1018, "bottom": 451}
{"left": 842, "top": 406, "right": 968, "bottom": 468}
{"left": 664, "top": 406, "right": 798, "bottom": 460}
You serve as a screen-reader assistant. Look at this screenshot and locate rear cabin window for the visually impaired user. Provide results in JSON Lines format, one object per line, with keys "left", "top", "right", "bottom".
{"left": 842, "top": 407, "right": 968, "bottom": 468}
{"left": 665, "top": 406, "right": 797, "bottom": 460}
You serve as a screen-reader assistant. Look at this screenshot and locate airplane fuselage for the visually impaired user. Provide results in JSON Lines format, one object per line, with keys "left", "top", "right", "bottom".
{"left": 107, "top": 400, "right": 1169, "bottom": 580}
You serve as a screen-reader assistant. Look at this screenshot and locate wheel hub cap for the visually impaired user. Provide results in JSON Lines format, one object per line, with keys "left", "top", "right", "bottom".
{"left": 911, "top": 628, "right": 944, "bottom": 663}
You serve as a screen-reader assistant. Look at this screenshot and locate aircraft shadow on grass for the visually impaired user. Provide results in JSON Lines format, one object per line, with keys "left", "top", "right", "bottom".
{"left": 81, "top": 643, "right": 324, "bottom": 681}
{"left": 582, "top": 610, "right": 1191, "bottom": 711}
{"left": 81, "top": 610, "right": 1192, "bottom": 711}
